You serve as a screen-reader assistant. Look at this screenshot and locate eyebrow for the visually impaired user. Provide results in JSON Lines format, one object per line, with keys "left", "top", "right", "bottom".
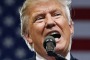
{"left": 32, "top": 8, "right": 62, "bottom": 18}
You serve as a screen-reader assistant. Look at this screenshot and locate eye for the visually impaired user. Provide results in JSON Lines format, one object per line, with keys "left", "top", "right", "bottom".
{"left": 33, "top": 14, "right": 46, "bottom": 23}
{"left": 52, "top": 11, "right": 61, "bottom": 17}
{"left": 54, "top": 12, "right": 61, "bottom": 16}
{"left": 55, "top": 13, "right": 61, "bottom": 16}
{"left": 35, "top": 15, "right": 45, "bottom": 21}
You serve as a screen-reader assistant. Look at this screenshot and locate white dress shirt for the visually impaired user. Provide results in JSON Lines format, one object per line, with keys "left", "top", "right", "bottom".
{"left": 36, "top": 52, "right": 70, "bottom": 60}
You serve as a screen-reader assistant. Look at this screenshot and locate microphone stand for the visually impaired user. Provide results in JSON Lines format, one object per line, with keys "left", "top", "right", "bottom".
{"left": 47, "top": 51, "right": 66, "bottom": 60}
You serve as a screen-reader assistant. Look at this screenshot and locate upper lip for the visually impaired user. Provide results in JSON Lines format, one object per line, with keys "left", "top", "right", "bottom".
{"left": 45, "top": 30, "right": 61, "bottom": 38}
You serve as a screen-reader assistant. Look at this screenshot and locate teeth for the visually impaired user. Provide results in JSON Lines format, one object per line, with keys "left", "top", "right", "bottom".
{"left": 55, "top": 38, "right": 59, "bottom": 41}
{"left": 50, "top": 32, "right": 58, "bottom": 35}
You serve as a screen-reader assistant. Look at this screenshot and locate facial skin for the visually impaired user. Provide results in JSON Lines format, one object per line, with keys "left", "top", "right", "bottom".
{"left": 25, "top": 0, "right": 74, "bottom": 59}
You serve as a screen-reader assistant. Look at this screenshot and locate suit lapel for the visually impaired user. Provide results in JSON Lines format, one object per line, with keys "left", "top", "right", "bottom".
{"left": 70, "top": 54, "right": 78, "bottom": 60}
{"left": 23, "top": 52, "right": 36, "bottom": 60}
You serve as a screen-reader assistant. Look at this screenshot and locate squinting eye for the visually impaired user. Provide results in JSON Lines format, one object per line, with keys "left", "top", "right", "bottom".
{"left": 36, "top": 15, "right": 45, "bottom": 21}
{"left": 54, "top": 13, "right": 61, "bottom": 16}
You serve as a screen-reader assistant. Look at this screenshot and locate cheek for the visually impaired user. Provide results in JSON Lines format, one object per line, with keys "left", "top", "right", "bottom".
{"left": 30, "top": 23, "right": 45, "bottom": 45}
{"left": 55, "top": 18, "right": 69, "bottom": 30}
{"left": 55, "top": 18, "right": 71, "bottom": 41}
{"left": 31, "top": 22, "right": 45, "bottom": 36}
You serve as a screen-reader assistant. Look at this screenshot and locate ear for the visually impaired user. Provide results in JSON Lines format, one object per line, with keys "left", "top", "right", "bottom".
{"left": 24, "top": 34, "right": 33, "bottom": 45}
{"left": 69, "top": 20, "right": 74, "bottom": 35}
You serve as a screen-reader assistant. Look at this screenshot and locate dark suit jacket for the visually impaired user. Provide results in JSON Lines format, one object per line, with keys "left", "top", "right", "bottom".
{"left": 23, "top": 53, "right": 78, "bottom": 60}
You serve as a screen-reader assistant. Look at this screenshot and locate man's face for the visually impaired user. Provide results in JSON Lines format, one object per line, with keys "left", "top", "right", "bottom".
{"left": 27, "top": 0, "right": 74, "bottom": 57}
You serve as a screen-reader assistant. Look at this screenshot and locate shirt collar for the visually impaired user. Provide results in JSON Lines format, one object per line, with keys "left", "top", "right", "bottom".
{"left": 65, "top": 52, "right": 70, "bottom": 60}
{"left": 36, "top": 52, "right": 70, "bottom": 60}
{"left": 36, "top": 52, "right": 46, "bottom": 60}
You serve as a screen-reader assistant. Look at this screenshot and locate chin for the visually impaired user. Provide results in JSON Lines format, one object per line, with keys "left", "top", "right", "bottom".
{"left": 55, "top": 44, "right": 67, "bottom": 53}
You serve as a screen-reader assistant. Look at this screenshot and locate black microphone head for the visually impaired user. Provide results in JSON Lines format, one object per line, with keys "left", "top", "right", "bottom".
{"left": 43, "top": 36, "right": 56, "bottom": 49}
{"left": 43, "top": 36, "right": 56, "bottom": 56}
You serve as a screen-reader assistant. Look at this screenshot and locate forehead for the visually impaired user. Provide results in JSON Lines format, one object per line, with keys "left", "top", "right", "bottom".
{"left": 29, "top": 0, "right": 63, "bottom": 6}
{"left": 28, "top": 0, "right": 65, "bottom": 15}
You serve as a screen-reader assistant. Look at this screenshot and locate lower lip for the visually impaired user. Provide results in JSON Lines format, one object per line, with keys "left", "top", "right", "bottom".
{"left": 55, "top": 38, "right": 60, "bottom": 43}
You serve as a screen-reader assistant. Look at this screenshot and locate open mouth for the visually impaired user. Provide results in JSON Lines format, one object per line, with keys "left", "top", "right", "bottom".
{"left": 49, "top": 31, "right": 61, "bottom": 39}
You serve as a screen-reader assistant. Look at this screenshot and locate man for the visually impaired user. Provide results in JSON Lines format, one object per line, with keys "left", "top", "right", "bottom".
{"left": 19, "top": 0, "right": 77, "bottom": 60}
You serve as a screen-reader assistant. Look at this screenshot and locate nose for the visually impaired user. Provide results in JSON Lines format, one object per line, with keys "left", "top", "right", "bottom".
{"left": 45, "top": 14, "right": 56, "bottom": 29}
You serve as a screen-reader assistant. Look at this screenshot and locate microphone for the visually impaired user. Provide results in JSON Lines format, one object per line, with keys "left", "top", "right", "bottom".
{"left": 43, "top": 36, "right": 66, "bottom": 60}
{"left": 43, "top": 36, "right": 56, "bottom": 56}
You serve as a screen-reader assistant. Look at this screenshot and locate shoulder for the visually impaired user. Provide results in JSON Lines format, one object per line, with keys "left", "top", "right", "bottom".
{"left": 70, "top": 54, "right": 78, "bottom": 60}
{"left": 23, "top": 57, "right": 36, "bottom": 60}
{"left": 23, "top": 52, "right": 36, "bottom": 60}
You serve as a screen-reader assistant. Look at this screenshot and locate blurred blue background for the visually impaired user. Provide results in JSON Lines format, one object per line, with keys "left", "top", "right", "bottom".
{"left": 0, "top": 0, "right": 34, "bottom": 60}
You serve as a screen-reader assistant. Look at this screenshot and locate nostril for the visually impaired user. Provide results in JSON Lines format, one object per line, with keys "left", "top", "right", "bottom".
{"left": 46, "top": 24, "right": 55, "bottom": 29}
